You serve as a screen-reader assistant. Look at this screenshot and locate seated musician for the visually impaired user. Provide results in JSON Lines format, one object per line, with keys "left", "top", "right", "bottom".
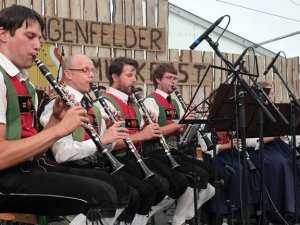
{"left": 94, "top": 57, "right": 173, "bottom": 225}
{"left": 40, "top": 54, "right": 144, "bottom": 225}
{"left": 246, "top": 81, "right": 300, "bottom": 223}
{"left": 0, "top": 5, "right": 119, "bottom": 225}
{"left": 142, "top": 63, "right": 215, "bottom": 225}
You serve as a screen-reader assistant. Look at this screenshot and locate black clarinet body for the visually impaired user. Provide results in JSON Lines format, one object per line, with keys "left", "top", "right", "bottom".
{"left": 33, "top": 56, "right": 124, "bottom": 173}
{"left": 172, "top": 86, "right": 213, "bottom": 150}
{"left": 230, "top": 133, "right": 256, "bottom": 171}
{"left": 91, "top": 84, "right": 154, "bottom": 180}
{"left": 132, "top": 88, "right": 180, "bottom": 169}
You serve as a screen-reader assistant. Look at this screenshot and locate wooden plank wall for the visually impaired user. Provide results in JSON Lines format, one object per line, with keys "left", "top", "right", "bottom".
{"left": 0, "top": 0, "right": 299, "bottom": 105}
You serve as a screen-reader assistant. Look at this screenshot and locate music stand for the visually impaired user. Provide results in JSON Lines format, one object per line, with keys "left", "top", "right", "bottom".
{"left": 253, "top": 103, "right": 300, "bottom": 137}
{"left": 208, "top": 83, "right": 261, "bottom": 132}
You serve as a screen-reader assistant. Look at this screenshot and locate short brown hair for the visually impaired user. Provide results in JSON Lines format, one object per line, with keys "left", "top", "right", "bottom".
{"left": 152, "top": 63, "right": 177, "bottom": 88}
{"left": 0, "top": 4, "right": 44, "bottom": 36}
{"left": 108, "top": 57, "right": 139, "bottom": 86}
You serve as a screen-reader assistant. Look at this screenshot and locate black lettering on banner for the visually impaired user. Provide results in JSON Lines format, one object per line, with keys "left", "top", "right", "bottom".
{"left": 125, "top": 25, "right": 137, "bottom": 48}
{"left": 88, "top": 57, "right": 209, "bottom": 84}
{"left": 113, "top": 24, "right": 122, "bottom": 47}
{"left": 42, "top": 16, "right": 166, "bottom": 51}
{"left": 178, "top": 63, "right": 189, "bottom": 83}
{"left": 63, "top": 18, "right": 73, "bottom": 43}
{"left": 75, "top": 21, "right": 88, "bottom": 44}
{"left": 90, "top": 22, "right": 99, "bottom": 45}
{"left": 193, "top": 64, "right": 207, "bottom": 83}
{"left": 101, "top": 23, "right": 110, "bottom": 47}
{"left": 48, "top": 18, "right": 61, "bottom": 42}
{"left": 150, "top": 28, "right": 161, "bottom": 50}
{"left": 137, "top": 62, "right": 146, "bottom": 82}
{"left": 138, "top": 28, "right": 148, "bottom": 49}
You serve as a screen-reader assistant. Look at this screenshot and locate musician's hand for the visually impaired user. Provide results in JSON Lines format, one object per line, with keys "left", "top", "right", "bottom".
{"left": 185, "top": 109, "right": 196, "bottom": 120}
{"left": 103, "top": 115, "right": 114, "bottom": 128}
{"left": 100, "top": 121, "right": 129, "bottom": 144}
{"left": 232, "top": 138, "right": 242, "bottom": 150}
{"left": 139, "top": 124, "right": 162, "bottom": 140}
{"left": 104, "top": 110, "right": 122, "bottom": 128}
{"left": 52, "top": 97, "right": 67, "bottom": 120}
{"left": 148, "top": 110, "right": 158, "bottom": 124}
{"left": 56, "top": 105, "right": 89, "bottom": 137}
{"left": 52, "top": 94, "right": 77, "bottom": 120}
{"left": 218, "top": 139, "right": 240, "bottom": 152}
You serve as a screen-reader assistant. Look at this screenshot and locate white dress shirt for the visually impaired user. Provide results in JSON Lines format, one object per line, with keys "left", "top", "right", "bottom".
{"left": 40, "top": 85, "right": 112, "bottom": 163}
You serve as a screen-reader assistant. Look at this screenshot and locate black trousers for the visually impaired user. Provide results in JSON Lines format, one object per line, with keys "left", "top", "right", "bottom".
{"left": 57, "top": 159, "right": 140, "bottom": 223}
{"left": 142, "top": 148, "right": 189, "bottom": 199}
{"left": 0, "top": 160, "right": 117, "bottom": 218}
{"left": 173, "top": 154, "right": 209, "bottom": 189}
{"left": 143, "top": 143, "right": 209, "bottom": 190}
{"left": 46, "top": 162, "right": 131, "bottom": 209}
{"left": 113, "top": 153, "right": 169, "bottom": 213}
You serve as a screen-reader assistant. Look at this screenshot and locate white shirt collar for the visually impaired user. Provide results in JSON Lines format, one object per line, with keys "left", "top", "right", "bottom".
{"left": 107, "top": 87, "right": 130, "bottom": 104}
{"left": 155, "top": 88, "right": 169, "bottom": 99}
{"left": 0, "top": 52, "right": 29, "bottom": 81}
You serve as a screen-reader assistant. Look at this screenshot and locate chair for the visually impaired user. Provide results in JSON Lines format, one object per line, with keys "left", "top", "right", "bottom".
{"left": 0, "top": 213, "right": 48, "bottom": 225}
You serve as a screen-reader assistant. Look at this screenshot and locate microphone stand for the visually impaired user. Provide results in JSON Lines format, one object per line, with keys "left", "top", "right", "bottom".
{"left": 204, "top": 36, "right": 276, "bottom": 225}
{"left": 272, "top": 65, "right": 300, "bottom": 225}
{"left": 210, "top": 127, "right": 223, "bottom": 225}
{"left": 239, "top": 61, "right": 290, "bottom": 224}
{"left": 257, "top": 91, "right": 267, "bottom": 225}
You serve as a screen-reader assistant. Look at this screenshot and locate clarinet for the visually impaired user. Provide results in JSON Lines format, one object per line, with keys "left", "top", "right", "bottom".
{"left": 91, "top": 84, "right": 154, "bottom": 180}
{"left": 33, "top": 56, "right": 124, "bottom": 173}
{"left": 132, "top": 88, "right": 180, "bottom": 169}
{"left": 172, "top": 86, "right": 213, "bottom": 150}
{"left": 230, "top": 132, "right": 256, "bottom": 171}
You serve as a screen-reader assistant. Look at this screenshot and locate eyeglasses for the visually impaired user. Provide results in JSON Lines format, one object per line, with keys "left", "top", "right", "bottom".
{"left": 68, "top": 67, "right": 97, "bottom": 75}
{"left": 163, "top": 76, "right": 178, "bottom": 81}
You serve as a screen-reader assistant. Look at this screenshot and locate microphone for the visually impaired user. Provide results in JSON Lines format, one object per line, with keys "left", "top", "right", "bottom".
{"left": 263, "top": 51, "right": 281, "bottom": 75}
{"left": 189, "top": 15, "right": 225, "bottom": 50}
{"left": 227, "top": 47, "right": 250, "bottom": 75}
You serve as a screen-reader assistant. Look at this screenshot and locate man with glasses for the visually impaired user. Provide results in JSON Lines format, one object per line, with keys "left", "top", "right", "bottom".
{"left": 40, "top": 54, "right": 140, "bottom": 225}
{"left": 142, "top": 63, "right": 215, "bottom": 225}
